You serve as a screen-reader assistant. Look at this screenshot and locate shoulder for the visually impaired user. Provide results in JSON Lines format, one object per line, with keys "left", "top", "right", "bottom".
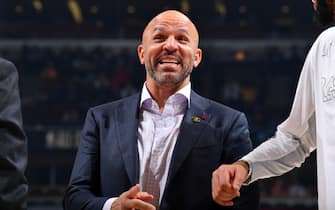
{"left": 0, "top": 57, "right": 18, "bottom": 79}
{"left": 317, "top": 26, "right": 335, "bottom": 41}
{"left": 0, "top": 57, "right": 15, "bottom": 67}
{"left": 298, "top": 26, "right": 335, "bottom": 69}
{"left": 311, "top": 26, "right": 335, "bottom": 50}
{"left": 208, "top": 98, "right": 242, "bottom": 116}
{"left": 89, "top": 93, "right": 140, "bottom": 116}
{"left": 209, "top": 100, "right": 247, "bottom": 127}
{"left": 192, "top": 91, "right": 245, "bottom": 121}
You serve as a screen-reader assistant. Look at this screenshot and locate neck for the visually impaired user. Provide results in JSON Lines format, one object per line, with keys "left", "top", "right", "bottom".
{"left": 146, "top": 80, "right": 189, "bottom": 112}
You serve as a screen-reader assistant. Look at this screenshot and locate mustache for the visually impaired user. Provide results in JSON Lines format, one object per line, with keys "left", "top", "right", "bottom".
{"left": 156, "top": 51, "right": 182, "bottom": 62}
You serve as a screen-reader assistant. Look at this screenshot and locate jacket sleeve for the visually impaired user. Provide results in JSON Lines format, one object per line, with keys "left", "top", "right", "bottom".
{"left": 0, "top": 58, "right": 28, "bottom": 210}
{"left": 63, "top": 108, "right": 108, "bottom": 210}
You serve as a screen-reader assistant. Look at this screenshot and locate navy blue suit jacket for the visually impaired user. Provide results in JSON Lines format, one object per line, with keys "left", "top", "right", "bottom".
{"left": 64, "top": 91, "right": 259, "bottom": 210}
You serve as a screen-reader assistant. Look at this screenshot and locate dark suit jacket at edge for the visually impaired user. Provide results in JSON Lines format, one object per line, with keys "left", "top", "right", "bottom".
{"left": 64, "top": 91, "right": 260, "bottom": 210}
{"left": 0, "top": 58, "right": 28, "bottom": 210}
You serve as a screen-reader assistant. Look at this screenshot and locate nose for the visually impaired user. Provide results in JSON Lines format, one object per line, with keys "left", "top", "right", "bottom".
{"left": 163, "top": 36, "right": 178, "bottom": 52}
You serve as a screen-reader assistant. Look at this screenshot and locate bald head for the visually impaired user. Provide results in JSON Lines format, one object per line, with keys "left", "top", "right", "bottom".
{"left": 137, "top": 9, "right": 202, "bottom": 90}
{"left": 142, "top": 10, "right": 199, "bottom": 47}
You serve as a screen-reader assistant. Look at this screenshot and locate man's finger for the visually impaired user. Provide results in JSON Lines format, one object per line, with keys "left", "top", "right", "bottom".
{"left": 215, "top": 165, "right": 233, "bottom": 190}
{"left": 232, "top": 163, "right": 249, "bottom": 194}
{"left": 126, "top": 184, "right": 141, "bottom": 198}
{"left": 124, "top": 198, "right": 156, "bottom": 210}
{"left": 216, "top": 165, "right": 242, "bottom": 199}
{"left": 213, "top": 167, "right": 236, "bottom": 202}
{"left": 212, "top": 169, "right": 222, "bottom": 199}
{"left": 136, "top": 192, "right": 154, "bottom": 201}
{"left": 217, "top": 167, "right": 238, "bottom": 195}
{"left": 219, "top": 200, "right": 234, "bottom": 206}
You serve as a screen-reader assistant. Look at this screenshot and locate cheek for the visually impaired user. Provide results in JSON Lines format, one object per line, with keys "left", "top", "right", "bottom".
{"left": 146, "top": 47, "right": 160, "bottom": 59}
{"left": 185, "top": 46, "right": 197, "bottom": 58}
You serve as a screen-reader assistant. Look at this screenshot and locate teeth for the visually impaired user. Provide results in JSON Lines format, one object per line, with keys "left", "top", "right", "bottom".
{"left": 160, "top": 59, "right": 178, "bottom": 64}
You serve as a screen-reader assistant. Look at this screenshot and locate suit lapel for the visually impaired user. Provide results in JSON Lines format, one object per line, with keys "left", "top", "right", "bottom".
{"left": 165, "top": 91, "right": 211, "bottom": 188}
{"left": 114, "top": 92, "right": 211, "bottom": 189}
{"left": 115, "top": 94, "right": 140, "bottom": 185}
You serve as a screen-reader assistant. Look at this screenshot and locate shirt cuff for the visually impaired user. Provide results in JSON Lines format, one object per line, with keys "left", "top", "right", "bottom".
{"left": 240, "top": 158, "right": 253, "bottom": 185}
{"left": 102, "top": 197, "right": 118, "bottom": 210}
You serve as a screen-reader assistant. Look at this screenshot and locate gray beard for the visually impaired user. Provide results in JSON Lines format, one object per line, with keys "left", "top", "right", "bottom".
{"left": 147, "top": 66, "right": 193, "bottom": 86}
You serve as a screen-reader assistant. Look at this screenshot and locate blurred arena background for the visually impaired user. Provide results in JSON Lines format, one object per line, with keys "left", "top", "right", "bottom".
{"left": 0, "top": 0, "right": 321, "bottom": 209}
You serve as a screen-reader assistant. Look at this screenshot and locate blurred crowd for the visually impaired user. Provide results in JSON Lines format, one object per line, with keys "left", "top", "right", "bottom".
{"left": 0, "top": 44, "right": 305, "bottom": 136}
{"left": 0, "top": 43, "right": 317, "bottom": 208}
{"left": 1, "top": 0, "right": 320, "bottom": 39}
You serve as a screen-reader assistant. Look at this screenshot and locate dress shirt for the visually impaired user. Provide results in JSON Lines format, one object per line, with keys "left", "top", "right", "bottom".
{"left": 103, "top": 82, "right": 190, "bottom": 210}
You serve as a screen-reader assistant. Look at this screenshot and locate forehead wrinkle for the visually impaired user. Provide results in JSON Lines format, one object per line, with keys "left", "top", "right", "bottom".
{"left": 152, "top": 26, "right": 190, "bottom": 36}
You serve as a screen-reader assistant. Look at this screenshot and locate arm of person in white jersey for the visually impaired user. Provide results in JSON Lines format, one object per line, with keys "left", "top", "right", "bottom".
{"left": 212, "top": 39, "right": 318, "bottom": 207}
{"left": 243, "top": 35, "right": 319, "bottom": 183}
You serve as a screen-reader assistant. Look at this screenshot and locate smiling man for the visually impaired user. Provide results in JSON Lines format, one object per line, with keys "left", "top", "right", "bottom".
{"left": 137, "top": 10, "right": 202, "bottom": 111}
{"left": 63, "top": 10, "right": 259, "bottom": 210}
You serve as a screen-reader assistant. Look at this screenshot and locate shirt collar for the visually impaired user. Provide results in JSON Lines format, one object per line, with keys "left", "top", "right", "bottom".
{"left": 140, "top": 82, "right": 191, "bottom": 109}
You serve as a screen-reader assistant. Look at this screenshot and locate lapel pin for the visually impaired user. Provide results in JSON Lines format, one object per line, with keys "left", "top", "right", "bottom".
{"left": 201, "top": 114, "right": 206, "bottom": 120}
{"left": 192, "top": 116, "right": 201, "bottom": 123}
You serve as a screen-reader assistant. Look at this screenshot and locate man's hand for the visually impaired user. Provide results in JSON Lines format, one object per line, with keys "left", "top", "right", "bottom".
{"left": 212, "top": 161, "right": 249, "bottom": 206}
{"left": 111, "top": 184, "right": 156, "bottom": 210}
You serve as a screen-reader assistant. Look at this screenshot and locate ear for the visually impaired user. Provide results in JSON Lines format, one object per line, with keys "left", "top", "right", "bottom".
{"left": 193, "top": 48, "right": 202, "bottom": 68}
{"left": 137, "top": 44, "right": 145, "bottom": 64}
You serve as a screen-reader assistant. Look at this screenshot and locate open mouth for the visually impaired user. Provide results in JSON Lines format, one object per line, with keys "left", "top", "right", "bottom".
{"left": 158, "top": 58, "right": 180, "bottom": 65}
{"left": 159, "top": 60, "right": 180, "bottom": 65}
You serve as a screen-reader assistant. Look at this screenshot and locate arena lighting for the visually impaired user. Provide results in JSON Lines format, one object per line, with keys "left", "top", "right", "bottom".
{"left": 90, "top": 5, "right": 98, "bottom": 14}
{"left": 32, "top": 0, "right": 43, "bottom": 13}
{"left": 281, "top": 5, "right": 290, "bottom": 14}
{"left": 127, "top": 5, "right": 136, "bottom": 14}
{"left": 181, "top": 0, "right": 190, "bottom": 14}
{"left": 15, "top": 4, "right": 23, "bottom": 13}
{"left": 215, "top": 0, "right": 226, "bottom": 16}
{"left": 235, "top": 50, "right": 246, "bottom": 61}
{"left": 67, "top": 0, "right": 83, "bottom": 24}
